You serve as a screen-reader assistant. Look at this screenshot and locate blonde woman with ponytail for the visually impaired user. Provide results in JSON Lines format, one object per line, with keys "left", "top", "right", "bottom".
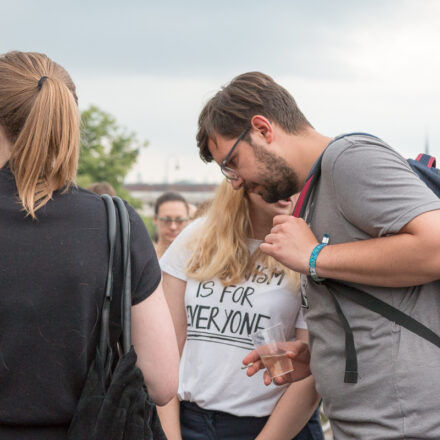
{"left": 158, "top": 180, "right": 323, "bottom": 440}
{"left": 0, "top": 51, "right": 178, "bottom": 439}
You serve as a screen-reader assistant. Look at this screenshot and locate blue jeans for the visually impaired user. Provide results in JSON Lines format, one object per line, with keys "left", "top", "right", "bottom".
{"left": 180, "top": 401, "right": 324, "bottom": 440}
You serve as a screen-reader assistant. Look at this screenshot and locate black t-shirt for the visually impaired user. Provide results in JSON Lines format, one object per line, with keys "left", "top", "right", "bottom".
{"left": 0, "top": 165, "right": 161, "bottom": 438}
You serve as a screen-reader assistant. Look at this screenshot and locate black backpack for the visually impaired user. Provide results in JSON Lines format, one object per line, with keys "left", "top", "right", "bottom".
{"left": 293, "top": 133, "right": 440, "bottom": 384}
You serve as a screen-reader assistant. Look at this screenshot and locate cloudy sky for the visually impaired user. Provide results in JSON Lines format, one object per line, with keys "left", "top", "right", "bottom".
{"left": 1, "top": 0, "right": 439, "bottom": 183}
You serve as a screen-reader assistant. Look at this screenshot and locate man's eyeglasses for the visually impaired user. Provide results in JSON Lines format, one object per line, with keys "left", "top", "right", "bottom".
{"left": 220, "top": 127, "right": 250, "bottom": 181}
{"left": 156, "top": 216, "right": 189, "bottom": 225}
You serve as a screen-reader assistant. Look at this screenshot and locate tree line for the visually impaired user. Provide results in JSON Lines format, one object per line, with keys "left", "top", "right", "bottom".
{"left": 78, "top": 104, "right": 147, "bottom": 210}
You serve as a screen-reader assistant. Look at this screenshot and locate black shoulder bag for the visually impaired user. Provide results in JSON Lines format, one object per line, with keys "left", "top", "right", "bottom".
{"left": 68, "top": 195, "right": 167, "bottom": 440}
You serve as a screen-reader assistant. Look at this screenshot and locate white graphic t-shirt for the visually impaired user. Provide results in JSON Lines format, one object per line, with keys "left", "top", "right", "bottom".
{"left": 160, "top": 218, "right": 307, "bottom": 417}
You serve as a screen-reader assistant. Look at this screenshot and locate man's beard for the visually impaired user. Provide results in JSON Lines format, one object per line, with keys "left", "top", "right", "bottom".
{"left": 244, "top": 143, "right": 300, "bottom": 203}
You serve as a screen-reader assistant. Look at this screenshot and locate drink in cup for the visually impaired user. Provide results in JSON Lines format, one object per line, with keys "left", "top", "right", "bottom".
{"left": 260, "top": 353, "right": 294, "bottom": 378}
{"left": 249, "top": 323, "right": 294, "bottom": 378}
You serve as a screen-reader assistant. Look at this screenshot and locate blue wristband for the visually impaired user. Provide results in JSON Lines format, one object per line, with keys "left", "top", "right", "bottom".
{"left": 309, "top": 235, "right": 329, "bottom": 282}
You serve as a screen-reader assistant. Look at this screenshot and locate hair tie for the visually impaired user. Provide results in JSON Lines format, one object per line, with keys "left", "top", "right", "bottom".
{"left": 37, "top": 76, "right": 48, "bottom": 91}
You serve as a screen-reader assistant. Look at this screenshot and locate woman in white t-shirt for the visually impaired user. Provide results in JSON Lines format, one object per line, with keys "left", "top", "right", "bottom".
{"left": 158, "top": 181, "right": 323, "bottom": 440}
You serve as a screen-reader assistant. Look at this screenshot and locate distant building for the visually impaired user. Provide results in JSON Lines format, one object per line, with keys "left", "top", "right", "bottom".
{"left": 124, "top": 182, "right": 218, "bottom": 216}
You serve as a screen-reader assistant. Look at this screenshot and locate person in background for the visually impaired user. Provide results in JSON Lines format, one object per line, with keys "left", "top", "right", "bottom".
{"left": 0, "top": 51, "right": 179, "bottom": 439}
{"left": 154, "top": 191, "right": 190, "bottom": 258}
{"left": 187, "top": 202, "right": 198, "bottom": 220}
{"left": 87, "top": 181, "right": 116, "bottom": 196}
{"left": 157, "top": 180, "right": 323, "bottom": 440}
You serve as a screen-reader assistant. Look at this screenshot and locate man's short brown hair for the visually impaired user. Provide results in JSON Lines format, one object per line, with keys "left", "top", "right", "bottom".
{"left": 196, "top": 72, "right": 312, "bottom": 162}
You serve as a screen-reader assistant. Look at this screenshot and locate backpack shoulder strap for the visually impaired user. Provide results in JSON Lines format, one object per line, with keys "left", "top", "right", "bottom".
{"left": 113, "top": 197, "right": 132, "bottom": 355}
{"left": 327, "top": 280, "right": 440, "bottom": 349}
{"left": 101, "top": 194, "right": 117, "bottom": 365}
{"left": 326, "top": 287, "right": 358, "bottom": 384}
{"left": 326, "top": 279, "right": 440, "bottom": 384}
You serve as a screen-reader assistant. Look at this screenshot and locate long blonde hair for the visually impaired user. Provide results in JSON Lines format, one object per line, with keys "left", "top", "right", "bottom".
{"left": 0, "top": 51, "right": 79, "bottom": 218}
{"left": 186, "top": 180, "right": 300, "bottom": 289}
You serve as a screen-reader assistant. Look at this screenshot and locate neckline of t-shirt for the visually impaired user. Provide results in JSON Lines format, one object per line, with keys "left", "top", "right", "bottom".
{"left": 248, "top": 237, "right": 262, "bottom": 244}
{"left": 247, "top": 237, "right": 262, "bottom": 253}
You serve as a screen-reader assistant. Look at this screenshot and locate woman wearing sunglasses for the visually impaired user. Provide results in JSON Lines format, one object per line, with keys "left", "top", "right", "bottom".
{"left": 153, "top": 191, "right": 190, "bottom": 258}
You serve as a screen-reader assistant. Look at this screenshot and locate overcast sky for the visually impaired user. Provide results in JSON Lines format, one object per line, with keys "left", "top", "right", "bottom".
{"left": 2, "top": 0, "right": 439, "bottom": 183}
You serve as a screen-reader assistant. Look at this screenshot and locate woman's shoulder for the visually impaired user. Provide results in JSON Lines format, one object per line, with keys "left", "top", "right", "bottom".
{"left": 65, "top": 187, "right": 141, "bottom": 220}
{"left": 60, "top": 186, "right": 152, "bottom": 242}
{"left": 59, "top": 184, "right": 107, "bottom": 209}
{"left": 174, "top": 216, "right": 207, "bottom": 243}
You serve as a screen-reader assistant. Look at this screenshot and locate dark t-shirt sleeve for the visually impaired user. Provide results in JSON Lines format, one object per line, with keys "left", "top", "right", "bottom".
{"left": 126, "top": 203, "right": 161, "bottom": 305}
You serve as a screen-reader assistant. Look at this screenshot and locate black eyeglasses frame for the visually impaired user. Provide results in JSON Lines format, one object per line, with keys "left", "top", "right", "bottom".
{"left": 220, "top": 127, "right": 250, "bottom": 181}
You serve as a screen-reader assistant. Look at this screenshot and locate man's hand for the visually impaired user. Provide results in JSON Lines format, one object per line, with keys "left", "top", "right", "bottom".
{"left": 242, "top": 341, "right": 312, "bottom": 386}
{"left": 260, "top": 215, "right": 319, "bottom": 274}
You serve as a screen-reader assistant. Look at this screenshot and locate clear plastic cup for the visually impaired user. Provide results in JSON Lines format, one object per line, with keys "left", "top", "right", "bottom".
{"left": 249, "top": 323, "right": 294, "bottom": 379}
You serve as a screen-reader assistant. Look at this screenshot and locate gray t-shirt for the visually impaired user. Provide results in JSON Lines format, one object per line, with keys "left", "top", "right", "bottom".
{"left": 301, "top": 134, "right": 440, "bottom": 439}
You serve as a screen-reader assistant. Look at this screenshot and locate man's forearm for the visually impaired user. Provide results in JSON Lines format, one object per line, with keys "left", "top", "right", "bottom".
{"left": 316, "top": 232, "right": 440, "bottom": 287}
{"left": 261, "top": 210, "right": 440, "bottom": 287}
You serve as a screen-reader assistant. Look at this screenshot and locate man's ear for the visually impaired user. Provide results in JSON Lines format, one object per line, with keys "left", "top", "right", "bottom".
{"left": 250, "top": 115, "right": 273, "bottom": 143}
